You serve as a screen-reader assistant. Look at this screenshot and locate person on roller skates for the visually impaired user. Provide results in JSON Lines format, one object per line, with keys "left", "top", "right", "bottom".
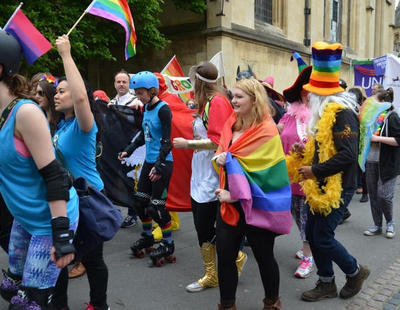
{"left": 119, "top": 71, "right": 175, "bottom": 267}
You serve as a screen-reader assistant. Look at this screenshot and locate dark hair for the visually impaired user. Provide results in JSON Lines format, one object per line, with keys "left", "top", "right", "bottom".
{"left": 57, "top": 77, "right": 103, "bottom": 143}
{"left": 114, "top": 69, "right": 130, "bottom": 80}
{"left": 348, "top": 87, "right": 363, "bottom": 106}
{"left": 375, "top": 89, "right": 387, "bottom": 102}
{"left": 385, "top": 87, "right": 394, "bottom": 103}
{"left": 38, "top": 79, "right": 61, "bottom": 135}
{"left": 3, "top": 74, "right": 34, "bottom": 99}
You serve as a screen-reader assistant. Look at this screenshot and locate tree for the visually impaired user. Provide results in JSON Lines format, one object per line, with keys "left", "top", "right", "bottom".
{"left": 0, "top": 0, "right": 206, "bottom": 76}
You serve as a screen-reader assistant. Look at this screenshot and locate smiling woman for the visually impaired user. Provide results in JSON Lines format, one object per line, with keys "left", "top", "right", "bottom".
{"left": 213, "top": 78, "right": 292, "bottom": 309}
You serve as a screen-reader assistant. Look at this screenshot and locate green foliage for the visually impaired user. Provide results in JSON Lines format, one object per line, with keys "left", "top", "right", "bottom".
{"left": 0, "top": 0, "right": 206, "bottom": 77}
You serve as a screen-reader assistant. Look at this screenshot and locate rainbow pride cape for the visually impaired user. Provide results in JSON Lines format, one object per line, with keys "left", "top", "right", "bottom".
{"left": 358, "top": 97, "right": 391, "bottom": 171}
{"left": 5, "top": 9, "right": 52, "bottom": 65}
{"left": 215, "top": 114, "right": 292, "bottom": 234}
{"left": 86, "top": 0, "right": 136, "bottom": 60}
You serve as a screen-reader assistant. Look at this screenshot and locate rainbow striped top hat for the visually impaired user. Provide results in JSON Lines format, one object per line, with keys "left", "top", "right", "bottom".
{"left": 303, "top": 41, "right": 344, "bottom": 96}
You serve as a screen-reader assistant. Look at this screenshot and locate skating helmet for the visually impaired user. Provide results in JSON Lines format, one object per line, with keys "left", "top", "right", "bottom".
{"left": 0, "top": 30, "right": 22, "bottom": 78}
{"left": 130, "top": 71, "right": 159, "bottom": 90}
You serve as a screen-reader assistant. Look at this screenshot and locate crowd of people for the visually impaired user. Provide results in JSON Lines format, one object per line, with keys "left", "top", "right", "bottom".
{"left": 0, "top": 28, "right": 399, "bottom": 310}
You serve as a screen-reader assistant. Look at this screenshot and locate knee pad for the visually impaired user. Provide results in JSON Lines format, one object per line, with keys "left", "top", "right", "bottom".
{"left": 133, "top": 192, "right": 150, "bottom": 219}
{"left": 147, "top": 199, "right": 171, "bottom": 227}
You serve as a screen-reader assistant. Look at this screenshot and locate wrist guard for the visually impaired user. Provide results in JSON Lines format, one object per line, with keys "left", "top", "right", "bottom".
{"left": 153, "top": 161, "right": 165, "bottom": 175}
{"left": 39, "top": 159, "right": 71, "bottom": 202}
{"left": 51, "top": 217, "right": 75, "bottom": 259}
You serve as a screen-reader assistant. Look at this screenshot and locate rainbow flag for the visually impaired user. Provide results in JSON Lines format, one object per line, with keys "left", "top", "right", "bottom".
{"left": 358, "top": 97, "right": 391, "bottom": 171}
{"left": 86, "top": 0, "right": 136, "bottom": 60}
{"left": 161, "top": 55, "right": 194, "bottom": 102}
{"left": 4, "top": 9, "right": 52, "bottom": 65}
{"left": 216, "top": 114, "right": 292, "bottom": 234}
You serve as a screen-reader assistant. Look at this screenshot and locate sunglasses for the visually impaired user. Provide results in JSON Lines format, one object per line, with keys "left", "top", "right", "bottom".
{"left": 36, "top": 90, "right": 45, "bottom": 97}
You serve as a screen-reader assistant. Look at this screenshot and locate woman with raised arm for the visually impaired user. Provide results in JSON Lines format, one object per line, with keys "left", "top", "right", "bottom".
{"left": 52, "top": 35, "right": 108, "bottom": 310}
{"left": 0, "top": 30, "right": 79, "bottom": 310}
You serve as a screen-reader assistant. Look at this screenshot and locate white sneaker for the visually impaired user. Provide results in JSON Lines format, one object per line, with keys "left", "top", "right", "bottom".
{"left": 295, "top": 249, "right": 304, "bottom": 260}
{"left": 185, "top": 281, "right": 205, "bottom": 293}
{"left": 363, "top": 225, "right": 382, "bottom": 236}
{"left": 295, "top": 257, "right": 313, "bottom": 278}
{"left": 386, "top": 223, "right": 395, "bottom": 239}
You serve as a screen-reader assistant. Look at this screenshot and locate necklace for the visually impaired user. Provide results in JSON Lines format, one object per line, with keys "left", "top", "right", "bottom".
{"left": 286, "top": 102, "right": 344, "bottom": 216}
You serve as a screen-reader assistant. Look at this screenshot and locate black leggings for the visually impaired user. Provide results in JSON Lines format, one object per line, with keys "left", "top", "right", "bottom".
{"left": 216, "top": 204, "right": 279, "bottom": 304}
{"left": 191, "top": 198, "right": 218, "bottom": 247}
{"left": 134, "top": 161, "right": 173, "bottom": 225}
{"left": 54, "top": 242, "right": 108, "bottom": 309}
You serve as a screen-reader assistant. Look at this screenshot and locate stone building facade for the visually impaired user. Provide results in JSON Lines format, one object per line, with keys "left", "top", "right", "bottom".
{"left": 90, "top": 0, "right": 395, "bottom": 96}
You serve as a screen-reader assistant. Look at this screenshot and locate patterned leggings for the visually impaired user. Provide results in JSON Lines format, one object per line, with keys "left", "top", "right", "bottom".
{"left": 8, "top": 220, "right": 78, "bottom": 289}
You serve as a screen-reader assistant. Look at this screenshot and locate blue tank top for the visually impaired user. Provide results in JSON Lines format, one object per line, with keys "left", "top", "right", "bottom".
{"left": 143, "top": 101, "right": 173, "bottom": 163}
{"left": 53, "top": 117, "right": 104, "bottom": 191}
{"left": 0, "top": 100, "right": 79, "bottom": 235}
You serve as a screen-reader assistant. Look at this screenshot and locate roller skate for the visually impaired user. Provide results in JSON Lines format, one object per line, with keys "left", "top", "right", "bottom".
{"left": 130, "top": 232, "right": 155, "bottom": 258}
{"left": 149, "top": 240, "right": 176, "bottom": 267}
{"left": 0, "top": 269, "right": 21, "bottom": 302}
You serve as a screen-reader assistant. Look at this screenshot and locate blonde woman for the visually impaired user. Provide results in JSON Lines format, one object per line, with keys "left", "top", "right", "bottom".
{"left": 214, "top": 78, "right": 292, "bottom": 309}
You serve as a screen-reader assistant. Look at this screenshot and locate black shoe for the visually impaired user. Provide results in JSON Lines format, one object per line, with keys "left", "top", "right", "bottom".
{"left": 121, "top": 215, "right": 137, "bottom": 228}
{"left": 360, "top": 194, "right": 368, "bottom": 203}
{"left": 339, "top": 209, "right": 351, "bottom": 225}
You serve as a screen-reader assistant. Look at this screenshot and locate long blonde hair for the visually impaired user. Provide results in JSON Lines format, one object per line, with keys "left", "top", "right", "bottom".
{"left": 233, "top": 78, "right": 272, "bottom": 131}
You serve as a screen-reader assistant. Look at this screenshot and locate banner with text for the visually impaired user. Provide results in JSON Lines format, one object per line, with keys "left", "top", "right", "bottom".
{"left": 353, "top": 60, "right": 383, "bottom": 97}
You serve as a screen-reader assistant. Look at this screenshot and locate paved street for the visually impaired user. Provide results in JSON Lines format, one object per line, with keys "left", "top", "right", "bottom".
{"left": 1, "top": 185, "right": 400, "bottom": 310}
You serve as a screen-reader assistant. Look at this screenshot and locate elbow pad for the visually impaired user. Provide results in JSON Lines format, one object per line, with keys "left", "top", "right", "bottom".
{"left": 39, "top": 159, "right": 71, "bottom": 202}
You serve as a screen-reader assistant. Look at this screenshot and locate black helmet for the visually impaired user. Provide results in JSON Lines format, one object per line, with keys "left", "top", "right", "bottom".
{"left": 0, "top": 30, "right": 22, "bottom": 78}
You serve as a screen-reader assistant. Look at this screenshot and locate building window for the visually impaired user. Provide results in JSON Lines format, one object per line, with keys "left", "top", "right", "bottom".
{"left": 330, "top": 0, "right": 342, "bottom": 42}
{"left": 255, "top": 0, "right": 272, "bottom": 24}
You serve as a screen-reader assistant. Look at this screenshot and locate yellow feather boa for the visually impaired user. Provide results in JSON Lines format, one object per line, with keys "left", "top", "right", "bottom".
{"left": 286, "top": 102, "right": 344, "bottom": 216}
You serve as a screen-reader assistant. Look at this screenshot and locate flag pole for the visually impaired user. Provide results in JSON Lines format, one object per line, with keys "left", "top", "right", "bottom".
{"left": 4, "top": 2, "right": 23, "bottom": 29}
{"left": 66, "top": 0, "right": 95, "bottom": 36}
{"left": 67, "top": 11, "right": 87, "bottom": 36}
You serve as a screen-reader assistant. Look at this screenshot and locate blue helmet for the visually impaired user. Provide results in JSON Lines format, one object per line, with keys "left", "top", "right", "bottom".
{"left": 130, "top": 71, "right": 159, "bottom": 90}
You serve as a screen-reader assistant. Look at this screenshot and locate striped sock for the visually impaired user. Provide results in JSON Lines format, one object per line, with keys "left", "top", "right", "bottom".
{"left": 161, "top": 222, "right": 172, "bottom": 243}
{"left": 142, "top": 218, "right": 153, "bottom": 236}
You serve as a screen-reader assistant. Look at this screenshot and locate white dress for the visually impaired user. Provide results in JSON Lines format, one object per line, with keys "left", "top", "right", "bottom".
{"left": 190, "top": 117, "right": 219, "bottom": 203}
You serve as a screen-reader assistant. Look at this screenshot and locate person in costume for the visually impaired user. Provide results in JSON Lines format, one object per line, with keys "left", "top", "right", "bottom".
{"left": 0, "top": 30, "right": 79, "bottom": 309}
{"left": 214, "top": 78, "right": 292, "bottom": 310}
{"left": 279, "top": 65, "right": 313, "bottom": 278}
{"left": 286, "top": 42, "right": 370, "bottom": 302}
{"left": 119, "top": 71, "right": 175, "bottom": 266}
{"left": 173, "top": 62, "right": 247, "bottom": 293}
{"left": 363, "top": 88, "right": 400, "bottom": 238}
{"left": 51, "top": 35, "right": 109, "bottom": 310}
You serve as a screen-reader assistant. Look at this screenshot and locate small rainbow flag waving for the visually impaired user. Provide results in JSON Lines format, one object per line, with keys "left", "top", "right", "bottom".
{"left": 215, "top": 114, "right": 292, "bottom": 234}
{"left": 86, "top": 0, "right": 136, "bottom": 60}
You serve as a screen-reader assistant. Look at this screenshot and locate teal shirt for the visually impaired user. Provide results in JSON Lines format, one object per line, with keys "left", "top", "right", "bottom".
{"left": 0, "top": 100, "right": 79, "bottom": 235}
{"left": 54, "top": 117, "right": 104, "bottom": 191}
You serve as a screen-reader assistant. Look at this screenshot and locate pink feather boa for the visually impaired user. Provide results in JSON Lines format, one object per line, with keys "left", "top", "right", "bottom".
{"left": 286, "top": 101, "right": 310, "bottom": 124}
